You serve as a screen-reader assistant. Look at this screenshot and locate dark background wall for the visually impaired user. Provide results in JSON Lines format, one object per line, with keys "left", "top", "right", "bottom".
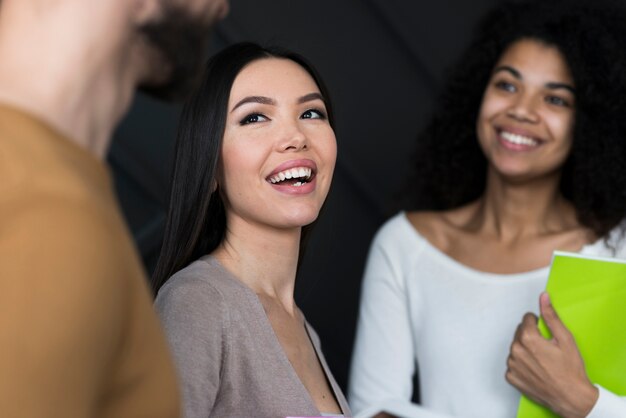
{"left": 109, "top": 0, "right": 500, "bottom": 392}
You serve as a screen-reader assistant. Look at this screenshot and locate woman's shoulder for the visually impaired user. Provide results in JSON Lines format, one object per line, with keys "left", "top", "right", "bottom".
{"left": 583, "top": 220, "right": 626, "bottom": 259}
{"left": 156, "top": 256, "right": 251, "bottom": 308}
{"left": 370, "top": 210, "right": 456, "bottom": 262}
{"left": 372, "top": 211, "right": 427, "bottom": 246}
{"left": 405, "top": 210, "right": 445, "bottom": 239}
{"left": 404, "top": 204, "right": 477, "bottom": 250}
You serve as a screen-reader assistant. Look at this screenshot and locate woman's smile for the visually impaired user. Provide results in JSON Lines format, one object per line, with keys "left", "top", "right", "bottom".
{"left": 266, "top": 158, "right": 317, "bottom": 193}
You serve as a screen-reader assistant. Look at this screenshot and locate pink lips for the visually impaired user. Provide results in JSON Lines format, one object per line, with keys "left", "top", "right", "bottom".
{"left": 267, "top": 159, "right": 317, "bottom": 177}
{"left": 266, "top": 159, "right": 318, "bottom": 195}
{"left": 496, "top": 127, "right": 543, "bottom": 152}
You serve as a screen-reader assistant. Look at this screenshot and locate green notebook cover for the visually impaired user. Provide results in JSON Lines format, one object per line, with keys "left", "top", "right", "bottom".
{"left": 516, "top": 251, "right": 626, "bottom": 418}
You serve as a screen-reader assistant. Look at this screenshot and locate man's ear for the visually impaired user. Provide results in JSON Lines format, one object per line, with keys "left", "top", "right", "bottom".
{"left": 131, "top": 0, "right": 161, "bottom": 26}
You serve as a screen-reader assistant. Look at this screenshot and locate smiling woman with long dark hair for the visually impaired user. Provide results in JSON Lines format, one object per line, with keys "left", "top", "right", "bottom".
{"left": 349, "top": 1, "right": 626, "bottom": 417}
{"left": 152, "top": 43, "right": 350, "bottom": 418}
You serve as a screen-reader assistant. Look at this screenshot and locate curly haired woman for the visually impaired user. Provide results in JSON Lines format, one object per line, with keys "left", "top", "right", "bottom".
{"left": 349, "top": 1, "right": 626, "bottom": 417}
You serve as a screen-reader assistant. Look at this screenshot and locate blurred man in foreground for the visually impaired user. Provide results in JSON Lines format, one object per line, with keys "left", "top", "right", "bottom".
{"left": 0, "top": 0, "right": 228, "bottom": 416}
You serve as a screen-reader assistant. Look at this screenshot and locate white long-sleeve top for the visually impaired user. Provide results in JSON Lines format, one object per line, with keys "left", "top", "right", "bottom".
{"left": 349, "top": 212, "right": 626, "bottom": 418}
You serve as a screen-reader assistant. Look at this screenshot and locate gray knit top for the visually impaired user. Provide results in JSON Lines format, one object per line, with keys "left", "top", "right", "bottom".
{"left": 155, "top": 255, "right": 351, "bottom": 418}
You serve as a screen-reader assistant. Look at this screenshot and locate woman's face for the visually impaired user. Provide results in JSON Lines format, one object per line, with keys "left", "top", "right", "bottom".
{"left": 219, "top": 57, "right": 337, "bottom": 231}
{"left": 476, "top": 39, "right": 576, "bottom": 182}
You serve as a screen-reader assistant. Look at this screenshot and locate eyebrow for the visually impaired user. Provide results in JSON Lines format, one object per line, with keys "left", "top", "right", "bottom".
{"left": 492, "top": 65, "right": 575, "bottom": 94}
{"left": 298, "top": 92, "right": 325, "bottom": 104}
{"left": 230, "top": 92, "right": 325, "bottom": 112}
{"left": 545, "top": 82, "right": 576, "bottom": 94}
{"left": 231, "top": 96, "right": 275, "bottom": 112}
{"left": 493, "top": 65, "right": 522, "bottom": 79}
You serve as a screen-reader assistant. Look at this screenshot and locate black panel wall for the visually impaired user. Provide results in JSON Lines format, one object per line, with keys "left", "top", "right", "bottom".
{"left": 110, "top": 0, "right": 500, "bottom": 392}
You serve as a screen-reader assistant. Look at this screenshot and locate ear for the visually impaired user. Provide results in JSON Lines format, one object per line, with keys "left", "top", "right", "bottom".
{"left": 131, "top": 0, "right": 160, "bottom": 26}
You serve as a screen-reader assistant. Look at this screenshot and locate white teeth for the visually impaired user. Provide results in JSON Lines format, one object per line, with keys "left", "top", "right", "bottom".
{"left": 268, "top": 166, "right": 313, "bottom": 185}
{"left": 500, "top": 131, "right": 539, "bottom": 146}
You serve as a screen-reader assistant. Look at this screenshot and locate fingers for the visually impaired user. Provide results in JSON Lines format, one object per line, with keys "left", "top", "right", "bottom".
{"left": 506, "top": 294, "right": 591, "bottom": 416}
{"left": 518, "top": 313, "right": 539, "bottom": 343}
{"left": 522, "top": 312, "right": 538, "bottom": 328}
{"left": 505, "top": 368, "right": 549, "bottom": 409}
{"left": 539, "top": 292, "right": 571, "bottom": 344}
{"left": 508, "top": 312, "right": 541, "bottom": 372}
{"left": 510, "top": 312, "right": 538, "bottom": 357}
{"left": 507, "top": 317, "right": 557, "bottom": 410}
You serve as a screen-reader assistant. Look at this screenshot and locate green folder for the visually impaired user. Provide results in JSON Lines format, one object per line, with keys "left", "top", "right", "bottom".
{"left": 516, "top": 251, "right": 626, "bottom": 417}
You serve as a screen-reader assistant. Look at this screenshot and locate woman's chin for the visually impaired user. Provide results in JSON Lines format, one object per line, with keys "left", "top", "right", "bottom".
{"left": 276, "top": 210, "right": 321, "bottom": 229}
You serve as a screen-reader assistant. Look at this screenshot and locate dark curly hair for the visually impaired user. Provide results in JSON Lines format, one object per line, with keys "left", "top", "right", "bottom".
{"left": 404, "top": 0, "right": 626, "bottom": 238}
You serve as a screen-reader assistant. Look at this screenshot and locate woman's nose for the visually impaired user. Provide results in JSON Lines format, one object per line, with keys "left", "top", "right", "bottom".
{"left": 278, "top": 123, "right": 308, "bottom": 151}
{"left": 506, "top": 94, "right": 540, "bottom": 123}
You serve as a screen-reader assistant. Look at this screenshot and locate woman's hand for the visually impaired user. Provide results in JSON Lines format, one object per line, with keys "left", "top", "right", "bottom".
{"left": 506, "top": 292, "right": 599, "bottom": 418}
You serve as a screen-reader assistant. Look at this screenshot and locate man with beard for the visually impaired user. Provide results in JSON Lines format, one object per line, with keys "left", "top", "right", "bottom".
{"left": 0, "top": 0, "right": 228, "bottom": 416}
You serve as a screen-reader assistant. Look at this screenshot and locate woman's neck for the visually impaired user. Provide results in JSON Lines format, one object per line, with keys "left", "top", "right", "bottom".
{"left": 212, "top": 216, "right": 302, "bottom": 314}
{"left": 468, "top": 168, "right": 579, "bottom": 240}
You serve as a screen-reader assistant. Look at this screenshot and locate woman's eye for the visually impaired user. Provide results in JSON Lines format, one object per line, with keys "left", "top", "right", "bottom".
{"left": 301, "top": 109, "right": 326, "bottom": 120}
{"left": 240, "top": 113, "right": 268, "bottom": 125}
{"left": 495, "top": 80, "right": 516, "bottom": 93}
{"left": 545, "top": 95, "right": 571, "bottom": 108}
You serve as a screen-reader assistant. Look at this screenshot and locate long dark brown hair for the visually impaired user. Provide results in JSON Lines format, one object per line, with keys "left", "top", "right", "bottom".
{"left": 152, "top": 42, "right": 335, "bottom": 293}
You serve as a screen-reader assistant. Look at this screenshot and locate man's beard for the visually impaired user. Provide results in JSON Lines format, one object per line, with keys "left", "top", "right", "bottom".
{"left": 137, "top": 7, "right": 213, "bottom": 102}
